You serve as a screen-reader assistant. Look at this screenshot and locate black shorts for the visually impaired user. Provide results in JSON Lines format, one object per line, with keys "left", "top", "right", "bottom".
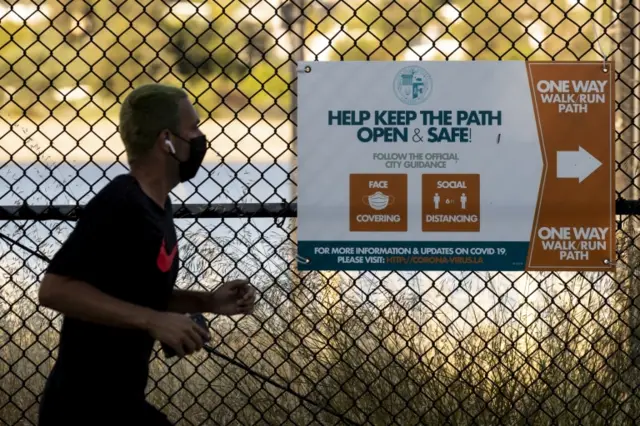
{"left": 38, "top": 395, "right": 172, "bottom": 426}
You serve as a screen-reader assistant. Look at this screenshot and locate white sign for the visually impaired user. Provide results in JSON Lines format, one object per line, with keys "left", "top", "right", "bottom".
{"left": 296, "top": 61, "right": 615, "bottom": 272}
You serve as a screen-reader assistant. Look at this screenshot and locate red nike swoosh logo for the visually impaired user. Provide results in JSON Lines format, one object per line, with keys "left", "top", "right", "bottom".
{"left": 156, "top": 239, "right": 177, "bottom": 273}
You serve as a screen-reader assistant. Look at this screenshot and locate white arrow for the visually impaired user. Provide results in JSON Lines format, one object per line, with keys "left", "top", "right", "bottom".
{"left": 556, "top": 146, "right": 602, "bottom": 183}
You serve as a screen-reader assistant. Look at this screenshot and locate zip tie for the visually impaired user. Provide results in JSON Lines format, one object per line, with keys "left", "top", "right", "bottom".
{"left": 296, "top": 254, "right": 310, "bottom": 264}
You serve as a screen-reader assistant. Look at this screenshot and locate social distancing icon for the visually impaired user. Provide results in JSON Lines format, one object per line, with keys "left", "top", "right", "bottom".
{"left": 350, "top": 174, "right": 407, "bottom": 232}
{"left": 422, "top": 174, "right": 480, "bottom": 232}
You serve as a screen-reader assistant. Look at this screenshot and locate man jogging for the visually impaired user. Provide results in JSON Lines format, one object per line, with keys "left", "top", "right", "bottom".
{"left": 37, "top": 83, "right": 256, "bottom": 425}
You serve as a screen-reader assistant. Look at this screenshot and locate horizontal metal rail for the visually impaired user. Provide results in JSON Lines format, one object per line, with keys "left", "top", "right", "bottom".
{"left": 0, "top": 199, "right": 638, "bottom": 220}
{"left": 0, "top": 202, "right": 298, "bottom": 220}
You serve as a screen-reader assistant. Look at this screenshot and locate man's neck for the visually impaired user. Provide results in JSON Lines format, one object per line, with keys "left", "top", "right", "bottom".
{"left": 129, "top": 165, "right": 173, "bottom": 209}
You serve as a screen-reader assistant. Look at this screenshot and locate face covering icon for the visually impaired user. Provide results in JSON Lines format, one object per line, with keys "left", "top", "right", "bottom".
{"left": 364, "top": 191, "right": 394, "bottom": 211}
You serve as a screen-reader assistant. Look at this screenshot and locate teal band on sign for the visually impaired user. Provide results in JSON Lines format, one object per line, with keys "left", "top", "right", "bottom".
{"left": 297, "top": 241, "right": 529, "bottom": 271}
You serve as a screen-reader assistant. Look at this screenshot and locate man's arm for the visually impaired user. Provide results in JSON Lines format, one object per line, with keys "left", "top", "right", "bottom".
{"left": 39, "top": 274, "right": 156, "bottom": 330}
{"left": 40, "top": 274, "right": 210, "bottom": 355}
{"left": 168, "top": 289, "right": 214, "bottom": 314}
{"left": 168, "top": 279, "right": 255, "bottom": 315}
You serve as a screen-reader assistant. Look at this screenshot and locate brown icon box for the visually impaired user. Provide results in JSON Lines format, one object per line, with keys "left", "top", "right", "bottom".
{"left": 349, "top": 174, "right": 408, "bottom": 232}
{"left": 422, "top": 174, "right": 480, "bottom": 232}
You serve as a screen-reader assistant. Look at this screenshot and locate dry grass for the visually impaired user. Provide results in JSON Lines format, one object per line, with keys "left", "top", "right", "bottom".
{"left": 1, "top": 218, "right": 640, "bottom": 426}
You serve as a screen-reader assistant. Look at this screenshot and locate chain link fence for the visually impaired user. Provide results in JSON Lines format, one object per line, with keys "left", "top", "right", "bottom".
{"left": 0, "top": 0, "right": 639, "bottom": 424}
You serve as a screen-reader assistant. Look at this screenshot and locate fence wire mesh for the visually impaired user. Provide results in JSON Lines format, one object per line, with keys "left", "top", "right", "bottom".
{"left": 0, "top": 0, "right": 639, "bottom": 425}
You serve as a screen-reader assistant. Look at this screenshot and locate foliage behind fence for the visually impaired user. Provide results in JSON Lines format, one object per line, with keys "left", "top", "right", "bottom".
{"left": 0, "top": 0, "right": 639, "bottom": 425}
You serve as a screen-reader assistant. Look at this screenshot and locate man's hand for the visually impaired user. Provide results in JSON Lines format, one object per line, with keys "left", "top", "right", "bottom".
{"left": 146, "top": 311, "right": 210, "bottom": 357}
{"left": 208, "top": 279, "right": 256, "bottom": 316}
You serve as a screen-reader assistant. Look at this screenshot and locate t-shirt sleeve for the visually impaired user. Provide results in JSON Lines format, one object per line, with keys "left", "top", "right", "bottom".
{"left": 46, "top": 183, "right": 129, "bottom": 282}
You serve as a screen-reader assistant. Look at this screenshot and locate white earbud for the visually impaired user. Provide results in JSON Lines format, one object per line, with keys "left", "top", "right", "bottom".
{"left": 164, "top": 139, "right": 175, "bottom": 154}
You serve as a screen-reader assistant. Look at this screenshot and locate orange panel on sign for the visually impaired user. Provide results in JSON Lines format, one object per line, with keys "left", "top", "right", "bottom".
{"left": 421, "top": 174, "right": 480, "bottom": 232}
{"left": 526, "top": 62, "right": 615, "bottom": 271}
{"left": 349, "top": 174, "right": 408, "bottom": 232}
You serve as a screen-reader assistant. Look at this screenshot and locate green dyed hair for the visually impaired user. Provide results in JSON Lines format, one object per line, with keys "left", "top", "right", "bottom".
{"left": 119, "top": 83, "right": 188, "bottom": 163}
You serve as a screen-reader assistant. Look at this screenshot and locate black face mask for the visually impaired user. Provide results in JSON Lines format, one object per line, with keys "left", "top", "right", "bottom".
{"left": 171, "top": 135, "right": 207, "bottom": 182}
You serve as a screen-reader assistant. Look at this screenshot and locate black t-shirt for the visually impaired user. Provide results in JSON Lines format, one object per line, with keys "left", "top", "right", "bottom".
{"left": 40, "top": 174, "right": 178, "bottom": 413}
